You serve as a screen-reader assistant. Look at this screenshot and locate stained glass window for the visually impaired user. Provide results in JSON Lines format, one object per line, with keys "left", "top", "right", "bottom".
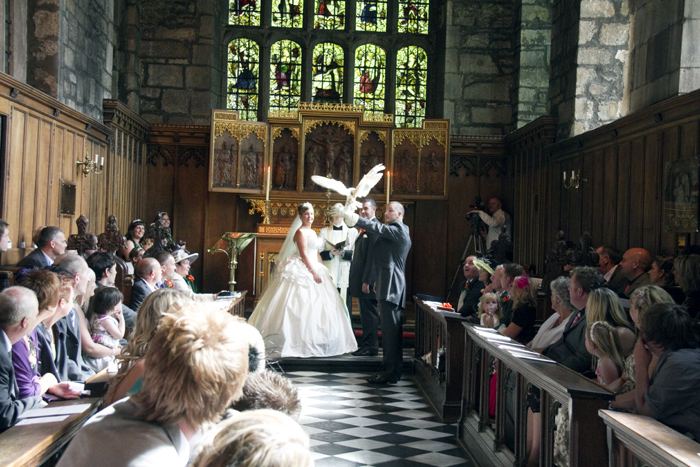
{"left": 272, "top": 0, "right": 303, "bottom": 28}
{"left": 269, "top": 40, "right": 303, "bottom": 111}
{"left": 227, "top": 39, "right": 260, "bottom": 121}
{"left": 229, "top": 0, "right": 260, "bottom": 26}
{"left": 395, "top": 46, "right": 427, "bottom": 127}
{"left": 356, "top": 0, "right": 387, "bottom": 32}
{"left": 354, "top": 44, "right": 386, "bottom": 113}
{"left": 312, "top": 43, "right": 343, "bottom": 104}
{"left": 397, "top": 0, "right": 428, "bottom": 34}
{"left": 314, "top": 0, "right": 346, "bottom": 30}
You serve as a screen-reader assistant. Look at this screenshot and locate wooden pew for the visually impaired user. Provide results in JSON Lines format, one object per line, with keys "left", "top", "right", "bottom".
{"left": 413, "top": 297, "right": 467, "bottom": 422}
{"left": 0, "top": 397, "right": 100, "bottom": 467}
{"left": 599, "top": 409, "right": 700, "bottom": 467}
{"left": 459, "top": 324, "right": 613, "bottom": 467}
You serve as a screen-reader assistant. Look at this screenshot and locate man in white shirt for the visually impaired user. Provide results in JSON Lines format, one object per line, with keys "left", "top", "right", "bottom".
{"left": 468, "top": 197, "right": 511, "bottom": 250}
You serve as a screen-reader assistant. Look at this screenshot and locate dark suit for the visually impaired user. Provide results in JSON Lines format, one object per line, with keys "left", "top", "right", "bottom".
{"left": 15, "top": 248, "right": 49, "bottom": 269}
{"left": 542, "top": 308, "right": 591, "bottom": 374}
{"left": 53, "top": 311, "right": 94, "bottom": 382}
{"left": 129, "top": 277, "right": 153, "bottom": 311}
{"left": 349, "top": 218, "right": 379, "bottom": 351}
{"left": 355, "top": 217, "right": 411, "bottom": 382}
{"left": 457, "top": 278, "right": 484, "bottom": 318}
{"left": 625, "top": 272, "right": 651, "bottom": 297}
{"left": 606, "top": 266, "right": 628, "bottom": 296}
{"left": 35, "top": 324, "right": 60, "bottom": 382}
{"left": 0, "top": 330, "right": 42, "bottom": 432}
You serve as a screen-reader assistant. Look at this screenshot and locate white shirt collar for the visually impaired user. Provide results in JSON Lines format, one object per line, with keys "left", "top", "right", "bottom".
{"left": 604, "top": 264, "right": 617, "bottom": 282}
{"left": 42, "top": 250, "right": 54, "bottom": 266}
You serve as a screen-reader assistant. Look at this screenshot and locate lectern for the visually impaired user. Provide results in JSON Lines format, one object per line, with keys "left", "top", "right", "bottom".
{"left": 208, "top": 232, "right": 257, "bottom": 291}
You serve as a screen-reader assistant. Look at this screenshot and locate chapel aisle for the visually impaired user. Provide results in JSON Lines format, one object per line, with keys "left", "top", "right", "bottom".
{"left": 286, "top": 371, "right": 475, "bottom": 466}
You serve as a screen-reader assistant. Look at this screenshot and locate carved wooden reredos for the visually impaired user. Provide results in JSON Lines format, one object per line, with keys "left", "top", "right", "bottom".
{"left": 209, "top": 104, "right": 450, "bottom": 227}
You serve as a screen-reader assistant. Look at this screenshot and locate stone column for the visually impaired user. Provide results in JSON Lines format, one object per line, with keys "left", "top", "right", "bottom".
{"left": 27, "top": 0, "right": 60, "bottom": 97}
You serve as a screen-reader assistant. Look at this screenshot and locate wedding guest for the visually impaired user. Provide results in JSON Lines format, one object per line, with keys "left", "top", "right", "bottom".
{"left": 500, "top": 276, "right": 537, "bottom": 344}
{"left": 192, "top": 410, "right": 312, "bottom": 467}
{"left": 0, "top": 287, "right": 45, "bottom": 432}
{"left": 230, "top": 370, "right": 302, "bottom": 420}
{"left": 16, "top": 226, "right": 67, "bottom": 269}
{"left": 634, "top": 303, "right": 700, "bottom": 440}
{"left": 527, "top": 276, "right": 575, "bottom": 352}
{"left": 129, "top": 258, "right": 162, "bottom": 311}
{"left": 456, "top": 255, "right": 483, "bottom": 319}
{"left": 120, "top": 219, "right": 145, "bottom": 260}
{"left": 58, "top": 305, "right": 251, "bottom": 466}
{"left": 171, "top": 249, "right": 221, "bottom": 301}
{"left": 648, "top": 256, "right": 685, "bottom": 303}
{"left": 673, "top": 254, "right": 700, "bottom": 318}
{"left": 103, "top": 289, "right": 187, "bottom": 406}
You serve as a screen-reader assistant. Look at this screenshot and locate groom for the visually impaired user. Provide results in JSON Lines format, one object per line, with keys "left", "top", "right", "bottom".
{"left": 333, "top": 201, "right": 411, "bottom": 384}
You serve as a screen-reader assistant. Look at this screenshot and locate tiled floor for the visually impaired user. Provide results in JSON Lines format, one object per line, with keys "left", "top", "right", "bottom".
{"left": 285, "top": 371, "right": 474, "bottom": 467}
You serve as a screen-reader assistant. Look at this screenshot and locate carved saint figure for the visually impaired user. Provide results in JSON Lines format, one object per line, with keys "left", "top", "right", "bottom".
{"left": 274, "top": 144, "right": 296, "bottom": 189}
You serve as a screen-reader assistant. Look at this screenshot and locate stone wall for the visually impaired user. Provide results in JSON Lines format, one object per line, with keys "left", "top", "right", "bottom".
{"left": 444, "top": 0, "right": 516, "bottom": 136}
{"left": 573, "top": 0, "right": 629, "bottom": 135}
{"left": 513, "top": 0, "right": 551, "bottom": 129}
{"left": 58, "top": 0, "right": 116, "bottom": 121}
{"left": 548, "top": 0, "right": 581, "bottom": 139}
{"left": 628, "top": 0, "right": 700, "bottom": 111}
{"left": 113, "top": 0, "right": 142, "bottom": 113}
{"left": 138, "top": 0, "right": 225, "bottom": 125}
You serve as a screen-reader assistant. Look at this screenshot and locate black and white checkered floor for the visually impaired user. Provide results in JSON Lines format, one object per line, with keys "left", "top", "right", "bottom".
{"left": 285, "top": 371, "right": 474, "bottom": 466}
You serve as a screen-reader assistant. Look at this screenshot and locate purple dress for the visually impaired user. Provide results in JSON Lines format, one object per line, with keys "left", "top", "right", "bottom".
{"left": 11, "top": 329, "right": 41, "bottom": 398}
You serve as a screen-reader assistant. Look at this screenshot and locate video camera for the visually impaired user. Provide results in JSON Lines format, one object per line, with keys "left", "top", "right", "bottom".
{"left": 467, "top": 196, "right": 486, "bottom": 223}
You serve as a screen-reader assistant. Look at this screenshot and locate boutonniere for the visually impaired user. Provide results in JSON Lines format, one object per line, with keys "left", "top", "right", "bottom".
{"left": 360, "top": 229, "right": 366, "bottom": 232}
{"left": 186, "top": 274, "right": 194, "bottom": 281}
{"left": 164, "top": 280, "right": 174, "bottom": 288}
{"left": 502, "top": 296, "right": 510, "bottom": 301}
{"left": 480, "top": 289, "right": 485, "bottom": 294}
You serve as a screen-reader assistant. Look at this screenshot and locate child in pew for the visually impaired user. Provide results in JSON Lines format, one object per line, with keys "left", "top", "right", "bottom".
{"left": 84, "top": 287, "right": 124, "bottom": 372}
{"left": 477, "top": 292, "right": 502, "bottom": 328}
{"left": 585, "top": 320, "right": 625, "bottom": 387}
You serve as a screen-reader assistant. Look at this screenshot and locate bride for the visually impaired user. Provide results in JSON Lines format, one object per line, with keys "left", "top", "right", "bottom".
{"left": 248, "top": 202, "right": 358, "bottom": 358}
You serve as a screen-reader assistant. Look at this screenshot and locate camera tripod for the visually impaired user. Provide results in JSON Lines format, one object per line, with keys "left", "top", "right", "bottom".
{"left": 444, "top": 218, "right": 486, "bottom": 302}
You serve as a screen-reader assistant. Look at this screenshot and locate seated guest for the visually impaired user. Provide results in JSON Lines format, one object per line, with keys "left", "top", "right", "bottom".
{"left": 53, "top": 254, "right": 94, "bottom": 381}
{"left": 500, "top": 263, "right": 525, "bottom": 326}
{"left": 230, "top": 370, "right": 302, "bottom": 421}
{"left": 120, "top": 219, "right": 145, "bottom": 260}
{"left": 648, "top": 256, "right": 685, "bottom": 303}
{"left": 127, "top": 247, "right": 144, "bottom": 275}
{"left": 456, "top": 255, "right": 483, "bottom": 319}
{"left": 192, "top": 410, "right": 312, "bottom": 467}
{"left": 86, "top": 252, "right": 136, "bottom": 329}
{"left": 611, "top": 286, "right": 675, "bottom": 409}
{"left": 474, "top": 258, "right": 495, "bottom": 291}
{"left": 499, "top": 275, "right": 537, "bottom": 344}
{"left": 171, "top": 249, "right": 221, "bottom": 300}
{"left": 0, "top": 286, "right": 45, "bottom": 432}
{"left": 543, "top": 266, "right": 604, "bottom": 374}
{"left": 634, "top": 303, "right": 700, "bottom": 440}
{"left": 103, "top": 289, "right": 187, "bottom": 406}
{"left": 527, "top": 276, "right": 575, "bottom": 352}
{"left": 673, "top": 253, "right": 700, "bottom": 318}
{"left": 58, "top": 305, "right": 251, "bottom": 466}
{"left": 477, "top": 293, "right": 502, "bottom": 328}
{"left": 619, "top": 248, "right": 652, "bottom": 297}
{"left": 595, "top": 245, "right": 627, "bottom": 296}
{"left": 83, "top": 288, "right": 125, "bottom": 372}
{"left": 16, "top": 226, "right": 67, "bottom": 268}
{"left": 0, "top": 219, "right": 10, "bottom": 253}
{"left": 585, "top": 287, "right": 636, "bottom": 356}
{"left": 129, "top": 258, "right": 162, "bottom": 311}
{"left": 35, "top": 272, "right": 87, "bottom": 383}
{"left": 13, "top": 270, "right": 81, "bottom": 399}
{"left": 586, "top": 320, "right": 626, "bottom": 387}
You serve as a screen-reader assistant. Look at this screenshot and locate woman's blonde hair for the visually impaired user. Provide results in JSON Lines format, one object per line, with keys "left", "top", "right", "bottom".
{"left": 477, "top": 292, "right": 502, "bottom": 319}
{"left": 132, "top": 306, "right": 250, "bottom": 428}
{"left": 510, "top": 276, "right": 536, "bottom": 310}
{"left": 629, "top": 285, "right": 675, "bottom": 323}
{"left": 673, "top": 254, "right": 700, "bottom": 292}
{"left": 586, "top": 287, "right": 633, "bottom": 331}
{"left": 104, "top": 289, "right": 187, "bottom": 404}
{"left": 587, "top": 320, "right": 625, "bottom": 377}
{"left": 192, "top": 409, "right": 312, "bottom": 467}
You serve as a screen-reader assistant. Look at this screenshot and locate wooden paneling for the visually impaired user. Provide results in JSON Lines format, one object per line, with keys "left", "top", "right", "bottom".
{"left": 512, "top": 90, "right": 700, "bottom": 276}
{"left": 0, "top": 73, "right": 114, "bottom": 265}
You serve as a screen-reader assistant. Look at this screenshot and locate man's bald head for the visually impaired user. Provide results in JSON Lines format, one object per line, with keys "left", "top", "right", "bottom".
{"left": 0, "top": 286, "right": 39, "bottom": 330}
{"left": 620, "top": 248, "right": 652, "bottom": 280}
{"left": 136, "top": 258, "right": 162, "bottom": 286}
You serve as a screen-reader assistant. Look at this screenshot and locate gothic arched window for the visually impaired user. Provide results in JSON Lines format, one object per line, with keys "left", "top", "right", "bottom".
{"left": 226, "top": 0, "right": 435, "bottom": 127}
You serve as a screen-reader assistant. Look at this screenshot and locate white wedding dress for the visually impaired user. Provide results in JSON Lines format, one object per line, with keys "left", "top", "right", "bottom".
{"left": 248, "top": 228, "right": 358, "bottom": 358}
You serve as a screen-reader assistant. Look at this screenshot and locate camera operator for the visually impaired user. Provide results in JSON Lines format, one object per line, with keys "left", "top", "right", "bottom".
{"left": 468, "top": 197, "right": 512, "bottom": 250}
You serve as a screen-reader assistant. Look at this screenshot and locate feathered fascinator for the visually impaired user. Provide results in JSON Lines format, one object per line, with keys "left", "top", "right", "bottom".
{"left": 515, "top": 275, "right": 530, "bottom": 290}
